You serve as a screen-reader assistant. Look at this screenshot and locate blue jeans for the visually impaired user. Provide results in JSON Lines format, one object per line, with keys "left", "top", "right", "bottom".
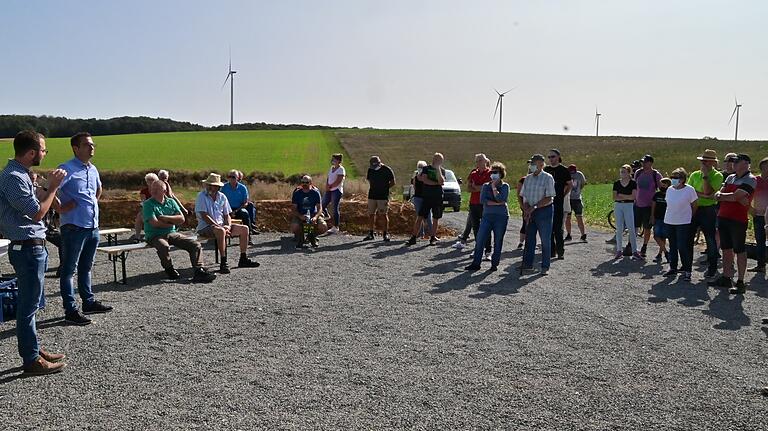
{"left": 322, "top": 189, "right": 343, "bottom": 227}
{"left": 689, "top": 205, "right": 718, "bottom": 273}
{"left": 754, "top": 215, "right": 766, "bottom": 267}
{"left": 9, "top": 244, "right": 48, "bottom": 366}
{"left": 412, "top": 196, "right": 433, "bottom": 237}
{"left": 614, "top": 202, "right": 637, "bottom": 253}
{"left": 523, "top": 205, "right": 554, "bottom": 270}
{"left": 667, "top": 223, "right": 692, "bottom": 272}
{"left": 471, "top": 213, "right": 508, "bottom": 266}
{"left": 59, "top": 225, "right": 99, "bottom": 313}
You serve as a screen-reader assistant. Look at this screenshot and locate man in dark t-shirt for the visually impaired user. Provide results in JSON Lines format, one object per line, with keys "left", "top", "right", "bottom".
{"left": 364, "top": 156, "right": 396, "bottom": 241}
{"left": 543, "top": 149, "right": 572, "bottom": 259}
{"left": 407, "top": 152, "right": 446, "bottom": 246}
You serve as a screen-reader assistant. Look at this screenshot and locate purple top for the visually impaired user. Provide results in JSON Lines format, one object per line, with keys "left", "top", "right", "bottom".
{"left": 634, "top": 169, "right": 661, "bottom": 208}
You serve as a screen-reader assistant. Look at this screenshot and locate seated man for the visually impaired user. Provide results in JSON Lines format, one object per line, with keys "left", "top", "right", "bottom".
{"left": 144, "top": 180, "right": 216, "bottom": 283}
{"left": 290, "top": 175, "right": 328, "bottom": 248}
{"left": 221, "top": 169, "right": 257, "bottom": 235}
{"left": 195, "top": 173, "right": 260, "bottom": 273}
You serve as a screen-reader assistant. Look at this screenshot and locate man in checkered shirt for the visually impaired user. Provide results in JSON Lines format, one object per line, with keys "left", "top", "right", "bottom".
{"left": 519, "top": 154, "right": 556, "bottom": 275}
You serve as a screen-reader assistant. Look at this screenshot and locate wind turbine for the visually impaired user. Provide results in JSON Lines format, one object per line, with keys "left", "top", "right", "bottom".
{"left": 729, "top": 97, "right": 742, "bottom": 142}
{"left": 493, "top": 88, "right": 513, "bottom": 133}
{"left": 221, "top": 50, "right": 237, "bottom": 126}
{"left": 595, "top": 107, "right": 601, "bottom": 137}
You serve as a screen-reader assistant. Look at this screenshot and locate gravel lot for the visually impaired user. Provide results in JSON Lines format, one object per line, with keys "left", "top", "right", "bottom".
{"left": 1, "top": 211, "right": 768, "bottom": 430}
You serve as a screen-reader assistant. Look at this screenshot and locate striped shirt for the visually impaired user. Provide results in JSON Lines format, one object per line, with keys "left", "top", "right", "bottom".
{"left": 520, "top": 171, "right": 556, "bottom": 206}
{"left": 0, "top": 159, "right": 46, "bottom": 240}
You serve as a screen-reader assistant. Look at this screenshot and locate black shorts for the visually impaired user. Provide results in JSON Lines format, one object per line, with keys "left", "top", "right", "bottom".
{"left": 570, "top": 199, "right": 584, "bottom": 216}
{"left": 634, "top": 206, "right": 652, "bottom": 229}
{"left": 718, "top": 217, "right": 747, "bottom": 253}
{"left": 419, "top": 194, "right": 444, "bottom": 220}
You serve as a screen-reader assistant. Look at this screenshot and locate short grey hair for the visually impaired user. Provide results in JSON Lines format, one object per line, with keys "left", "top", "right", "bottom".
{"left": 416, "top": 160, "right": 428, "bottom": 169}
{"left": 144, "top": 173, "right": 159, "bottom": 184}
{"left": 157, "top": 169, "right": 169, "bottom": 181}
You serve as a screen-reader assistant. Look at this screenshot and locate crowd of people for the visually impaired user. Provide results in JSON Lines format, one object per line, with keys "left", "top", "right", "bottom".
{"left": 3, "top": 129, "right": 768, "bottom": 379}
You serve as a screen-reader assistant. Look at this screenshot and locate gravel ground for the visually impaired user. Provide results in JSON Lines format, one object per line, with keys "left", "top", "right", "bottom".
{"left": 1, "top": 211, "right": 768, "bottom": 430}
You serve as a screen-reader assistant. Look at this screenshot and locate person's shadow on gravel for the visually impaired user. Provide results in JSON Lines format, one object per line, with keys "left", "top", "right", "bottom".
{"left": 429, "top": 270, "right": 493, "bottom": 294}
{"left": 647, "top": 278, "right": 711, "bottom": 307}
{"left": 0, "top": 316, "right": 67, "bottom": 342}
{"left": 702, "top": 289, "right": 751, "bottom": 330}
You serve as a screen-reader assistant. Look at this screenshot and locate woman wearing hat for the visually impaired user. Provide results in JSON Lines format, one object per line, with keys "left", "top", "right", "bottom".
{"left": 687, "top": 149, "right": 724, "bottom": 278}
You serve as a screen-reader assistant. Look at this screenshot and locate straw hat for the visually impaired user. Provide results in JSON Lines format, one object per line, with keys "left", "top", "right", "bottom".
{"left": 696, "top": 149, "right": 718, "bottom": 162}
{"left": 201, "top": 173, "right": 224, "bottom": 187}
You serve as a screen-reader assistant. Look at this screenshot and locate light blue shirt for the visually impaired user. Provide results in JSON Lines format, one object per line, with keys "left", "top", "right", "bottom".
{"left": 0, "top": 159, "right": 46, "bottom": 240}
{"left": 221, "top": 182, "right": 249, "bottom": 210}
{"left": 195, "top": 190, "right": 232, "bottom": 232}
{"left": 58, "top": 157, "right": 101, "bottom": 228}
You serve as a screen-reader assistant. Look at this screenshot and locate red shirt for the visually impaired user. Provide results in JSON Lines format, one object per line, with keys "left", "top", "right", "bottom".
{"left": 718, "top": 172, "right": 756, "bottom": 223}
{"left": 140, "top": 187, "right": 151, "bottom": 201}
{"left": 468, "top": 168, "right": 492, "bottom": 205}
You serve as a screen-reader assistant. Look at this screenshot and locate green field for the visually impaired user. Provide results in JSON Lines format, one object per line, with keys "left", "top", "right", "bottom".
{"left": 6, "top": 130, "right": 351, "bottom": 176}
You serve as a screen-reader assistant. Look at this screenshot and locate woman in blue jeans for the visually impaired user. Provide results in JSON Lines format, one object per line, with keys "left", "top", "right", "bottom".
{"left": 321, "top": 154, "right": 345, "bottom": 234}
{"left": 612, "top": 164, "right": 642, "bottom": 260}
{"left": 465, "top": 162, "right": 509, "bottom": 271}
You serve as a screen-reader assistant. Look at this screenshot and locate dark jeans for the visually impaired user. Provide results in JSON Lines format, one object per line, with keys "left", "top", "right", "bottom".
{"left": 754, "top": 215, "right": 766, "bottom": 267}
{"left": 470, "top": 213, "right": 508, "bottom": 267}
{"left": 667, "top": 223, "right": 692, "bottom": 272}
{"left": 469, "top": 204, "right": 492, "bottom": 252}
{"left": 8, "top": 243, "right": 48, "bottom": 366}
{"left": 550, "top": 198, "right": 565, "bottom": 256}
{"left": 59, "top": 225, "right": 99, "bottom": 313}
{"left": 688, "top": 205, "right": 718, "bottom": 273}
{"left": 233, "top": 202, "right": 256, "bottom": 229}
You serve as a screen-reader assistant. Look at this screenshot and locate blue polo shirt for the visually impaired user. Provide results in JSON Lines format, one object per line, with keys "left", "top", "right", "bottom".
{"left": 221, "top": 182, "right": 249, "bottom": 210}
{"left": 0, "top": 159, "right": 46, "bottom": 240}
{"left": 58, "top": 157, "right": 101, "bottom": 228}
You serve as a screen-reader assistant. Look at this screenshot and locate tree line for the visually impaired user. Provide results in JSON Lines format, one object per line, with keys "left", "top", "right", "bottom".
{"left": 0, "top": 115, "right": 338, "bottom": 138}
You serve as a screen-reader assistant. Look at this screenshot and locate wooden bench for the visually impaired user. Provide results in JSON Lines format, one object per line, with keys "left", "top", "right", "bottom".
{"left": 99, "top": 228, "right": 133, "bottom": 246}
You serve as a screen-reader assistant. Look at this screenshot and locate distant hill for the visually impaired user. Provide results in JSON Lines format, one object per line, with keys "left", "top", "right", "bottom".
{"left": 0, "top": 114, "right": 337, "bottom": 138}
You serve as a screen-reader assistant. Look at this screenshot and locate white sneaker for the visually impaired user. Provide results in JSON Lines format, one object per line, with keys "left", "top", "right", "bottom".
{"left": 327, "top": 226, "right": 339, "bottom": 234}
{"left": 452, "top": 241, "right": 466, "bottom": 250}
{"left": 483, "top": 252, "right": 492, "bottom": 261}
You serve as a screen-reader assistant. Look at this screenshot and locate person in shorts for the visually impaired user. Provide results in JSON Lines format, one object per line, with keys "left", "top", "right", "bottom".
{"left": 565, "top": 164, "right": 587, "bottom": 242}
{"left": 407, "top": 153, "right": 446, "bottom": 246}
{"left": 633, "top": 154, "right": 662, "bottom": 257}
{"left": 364, "top": 156, "right": 395, "bottom": 241}
{"left": 710, "top": 154, "right": 756, "bottom": 294}
{"left": 650, "top": 178, "right": 671, "bottom": 263}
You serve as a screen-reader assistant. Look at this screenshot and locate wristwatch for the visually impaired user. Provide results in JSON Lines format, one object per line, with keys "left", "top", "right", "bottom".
{"left": 533, "top": 204, "right": 538, "bottom": 210}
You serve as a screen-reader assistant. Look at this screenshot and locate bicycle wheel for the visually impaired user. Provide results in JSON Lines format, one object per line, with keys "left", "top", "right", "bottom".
{"left": 607, "top": 210, "right": 616, "bottom": 230}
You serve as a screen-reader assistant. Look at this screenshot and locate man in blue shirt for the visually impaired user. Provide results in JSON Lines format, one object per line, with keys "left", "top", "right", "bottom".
{"left": 57, "top": 132, "right": 113, "bottom": 325}
{"left": 221, "top": 169, "right": 256, "bottom": 234}
{"left": 0, "top": 130, "right": 68, "bottom": 375}
{"left": 290, "top": 175, "right": 327, "bottom": 248}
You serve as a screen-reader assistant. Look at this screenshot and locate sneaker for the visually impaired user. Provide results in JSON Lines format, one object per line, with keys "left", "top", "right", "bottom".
{"left": 64, "top": 310, "right": 92, "bottom": 326}
{"left": 238, "top": 255, "right": 261, "bottom": 268}
{"left": 663, "top": 269, "right": 678, "bottom": 277}
{"left": 82, "top": 300, "right": 113, "bottom": 314}
{"left": 708, "top": 275, "right": 732, "bottom": 288}
{"left": 165, "top": 267, "right": 181, "bottom": 280}
{"left": 23, "top": 356, "right": 66, "bottom": 376}
{"left": 382, "top": 232, "right": 391, "bottom": 242}
{"left": 565, "top": 234, "right": 572, "bottom": 241}
{"left": 631, "top": 252, "right": 645, "bottom": 261}
{"left": 682, "top": 272, "right": 692, "bottom": 282}
{"left": 580, "top": 234, "right": 587, "bottom": 242}
{"left": 219, "top": 261, "right": 231, "bottom": 274}
{"left": 748, "top": 265, "right": 765, "bottom": 273}
{"left": 192, "top": 267, "right": 216, "bottom": 283}
{"left": 614, "top": 252, "right": 623, "bottom": 260}
{"left": 327, "top": 226, "right": 339, "bottom": 234}
{"left": 429, "top": 236, "right": 438, "bottom": 246}
{"left": 653, "top": 253, "right": 662, "bottom": 263}
{"left": 464, "top": 264, "right": 481, "bottom": 271}
{"left": 483, "top": 251, "right": 492, "bottom": 261}
{"left": 363, "top": 231, "right": 375, "bottom": 241}
{"left": 729, "top": 280, "right": 747, "bottom": 294}
{"left": 539, "top": 268, "right": 549, "bottom": 276}
{"left": 516, "top": 242, "right": 524, "bottom": 250}
{"left": 452, "top": 241, "right": 466, "bottom": 250}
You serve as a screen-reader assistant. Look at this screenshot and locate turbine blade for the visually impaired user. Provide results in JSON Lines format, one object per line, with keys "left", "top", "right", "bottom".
{"left": 729, "top": 105, "right": 738, "bottom": 125}
{"left": 493, "top": 96, "right": 501, "bottom": 119}
{"left": 501, "top": 87, "right": 515, "bottom": 95}
{"left": 221, "top": 72, "right": 231, "bottom": 90}
{"left": 493, "top": 88, "right": 501, "bottom": 96}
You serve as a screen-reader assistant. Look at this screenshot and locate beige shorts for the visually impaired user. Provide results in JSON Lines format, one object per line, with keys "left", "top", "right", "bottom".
{"left": 367, "top": 199, "right": 389, "bottom": 215}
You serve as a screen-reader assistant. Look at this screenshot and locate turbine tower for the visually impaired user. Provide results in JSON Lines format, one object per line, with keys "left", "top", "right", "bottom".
{"left": 222, "top": 50, "right": 237, "bottom": 126}
{"left": 729, "top": 98, "right": 742, "bottom": 142}
{"left": 595, "top": 107, "right": 601, "bottom": 137}
{"left": 493, "top": 88, "right": 513, "bottom": 133}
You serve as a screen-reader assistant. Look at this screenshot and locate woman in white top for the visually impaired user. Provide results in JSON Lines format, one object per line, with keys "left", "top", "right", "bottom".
{"left": 322, "top": 153, "right": 346, "bottom": 233}
{"left": 663, "top": 167, "right": 698, "bottom": 281}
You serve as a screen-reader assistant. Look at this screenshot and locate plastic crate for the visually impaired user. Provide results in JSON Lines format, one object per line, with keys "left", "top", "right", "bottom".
{"left": 0, "top": 277, "right": 46, "bottom": 322}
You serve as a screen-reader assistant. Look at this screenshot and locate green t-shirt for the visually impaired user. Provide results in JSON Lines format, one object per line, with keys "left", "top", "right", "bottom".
{"left": 143, "top": 197, "right": 182, "bottom": 241}
{"left": 688, "top": 170, "right": 724, "bottom": 207}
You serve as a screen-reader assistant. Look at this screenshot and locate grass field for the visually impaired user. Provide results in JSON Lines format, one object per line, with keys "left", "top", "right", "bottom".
{"left": 5, "top": 130, "right": 352, "bottom": 177}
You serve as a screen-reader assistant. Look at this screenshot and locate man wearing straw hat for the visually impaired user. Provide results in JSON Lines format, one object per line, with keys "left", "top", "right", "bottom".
{"left": 688, "top": 149, "right": 724, "bottom": 278}
{"left": 195, "top": 173, "right": 260, "bottom": 274}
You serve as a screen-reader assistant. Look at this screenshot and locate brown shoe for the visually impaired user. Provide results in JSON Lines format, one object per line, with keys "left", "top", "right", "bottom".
{"left": 23, "top": 356, "right": 66, "bottom": 376}
{"left": 39, "top": 348, "right": 66, "bottom": 363}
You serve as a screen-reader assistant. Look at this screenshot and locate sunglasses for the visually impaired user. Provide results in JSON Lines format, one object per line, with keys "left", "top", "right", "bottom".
{"left": 301, "top": 181, "right": 311, "bottom": 185}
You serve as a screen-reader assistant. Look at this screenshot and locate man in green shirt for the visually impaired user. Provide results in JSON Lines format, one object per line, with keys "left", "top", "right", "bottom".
{"left": 688, "top": 149, "right": 724, "bottom": 278}
{"left": 144, "top": 181, "right": 216, "bottom": 283}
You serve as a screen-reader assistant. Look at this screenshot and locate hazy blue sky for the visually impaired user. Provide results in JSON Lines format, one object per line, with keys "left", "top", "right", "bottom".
{"left": 2, "top": 0, "right": 766, "bottom": 139}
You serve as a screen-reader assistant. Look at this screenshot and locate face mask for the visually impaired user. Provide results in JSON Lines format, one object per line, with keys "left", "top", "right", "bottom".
{"left": 371, "top": 163, "right": 381, "bottom": 170}
{"left": 528, "top": 164, "right": 537, "bottom": 173}
{"left": 490, "top": 173, "right": 500, "bottom": 181}
{"left": 671, "top": 179, "right": 680, "bottom": 187}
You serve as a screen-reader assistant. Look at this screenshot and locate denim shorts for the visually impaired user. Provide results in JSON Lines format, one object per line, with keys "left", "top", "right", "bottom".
{"left": 653, "top": 218, "right": 667, "bottom": 239}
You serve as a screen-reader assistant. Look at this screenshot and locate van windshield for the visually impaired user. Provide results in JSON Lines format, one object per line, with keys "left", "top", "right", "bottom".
{"left": 445, "top": 170, "right": 457, "bottom": 183}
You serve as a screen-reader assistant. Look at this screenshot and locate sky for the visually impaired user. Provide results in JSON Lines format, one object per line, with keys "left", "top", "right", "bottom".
{"left": 1, "top": 0, "right": 767, "bottom": 139}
